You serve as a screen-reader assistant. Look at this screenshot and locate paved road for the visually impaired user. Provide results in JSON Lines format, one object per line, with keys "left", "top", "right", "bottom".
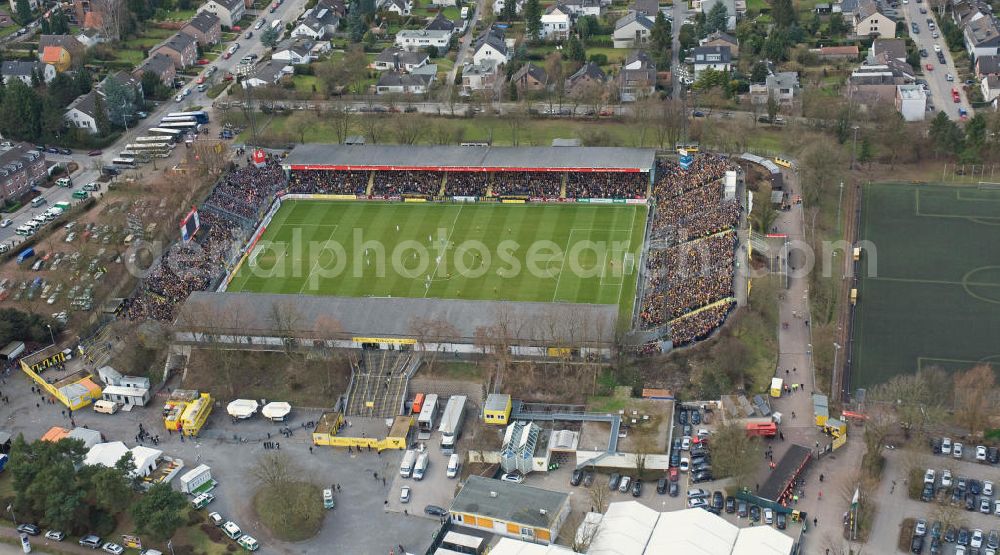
{"left": 447, "top": 0, "right": 485, "bottom": 89}
{"left": 901, "top": 0, "right": 973, "bottom": 121}
{"left": 671, "top": 0, "right": 688, "bottom": 99}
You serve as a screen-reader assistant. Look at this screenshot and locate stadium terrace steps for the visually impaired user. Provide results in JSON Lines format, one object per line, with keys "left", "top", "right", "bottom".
{"left": 344, "top": 351, "right": 419, "bottom": 418}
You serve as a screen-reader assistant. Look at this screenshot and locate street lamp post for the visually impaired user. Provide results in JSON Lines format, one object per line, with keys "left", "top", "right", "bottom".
{"left": 836, "top": 181, "right": 844, "bottom": 234}
{"left": 833, "top": 342, "right": 842, "bottom": 402}
{"left": 45, "top": 324, "right": 54, "bottom": 346}
{"left": 850, "top": 125, "right": 860, "bottom": 170}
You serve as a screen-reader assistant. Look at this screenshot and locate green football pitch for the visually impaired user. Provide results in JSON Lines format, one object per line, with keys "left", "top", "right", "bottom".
{"left": 851, "top": 183, "right": 1000, "bottom": 388}
{"left": 226, "top": 201, "right": 648, "bottom": 320}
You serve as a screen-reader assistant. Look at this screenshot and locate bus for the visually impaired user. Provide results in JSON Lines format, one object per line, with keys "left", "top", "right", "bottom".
{"left": 773, "top": 157, "right": 793, "bottom": 169}
{"left": 148, "top": 127, "right": 183, "bottom": 139}
{"left": 675, "top": 142, "right": 700, "bottom": 153}
{"left": 166, "top": 110, "right": 209, "bottom": 124}
{"left": 161, "top": 117, "right": 198, "bottom": 126}
{"left": 135, "top": 135, "right": 177, "bottom": 145}
{"left": 125, "top": 144, "right": 171, "bottom": 158}
{"left": 417, "top": 393, "right": 439, "bottom": 435}
{"left": 157, "top": 121, "right": 200, "bottom": 132}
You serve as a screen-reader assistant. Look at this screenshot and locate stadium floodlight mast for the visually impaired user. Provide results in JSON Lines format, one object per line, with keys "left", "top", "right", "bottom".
{"left": 235, "top": 64, "right": 259, "bottom": 147}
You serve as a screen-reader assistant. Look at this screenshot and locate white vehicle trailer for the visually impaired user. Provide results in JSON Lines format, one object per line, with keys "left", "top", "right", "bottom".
{"left": 417, "top": 393, "right": 439, "bottom": 436}
{"left": 438, "top": 395, "right": 467, "bottom": 454}
{"left": 400, "top": 449, "right": 417, "bottom": 478}
{"left": 179, "top": 464, "right": 215, "bottom": 494}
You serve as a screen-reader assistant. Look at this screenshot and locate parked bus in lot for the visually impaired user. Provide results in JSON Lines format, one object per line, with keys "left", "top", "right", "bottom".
{"left": 157, "top": 121, "right": 200, "bottom": 132}
{"left": 148, "top": 127, "right": 183, "bottom": 139}
{"left": 166, "top": 110, "right": 209, "bottom": 124}
{"left": 135, "top": 135, "right": 177, "bottom": 145}
{"left": 125, "top": 143, "right": 172, "bottom": 158}
{"left": 111, "top": 157, "right": 137, "bottom": 169}
{"left": 417, "top": 393, "right": 439, "bottom": 435}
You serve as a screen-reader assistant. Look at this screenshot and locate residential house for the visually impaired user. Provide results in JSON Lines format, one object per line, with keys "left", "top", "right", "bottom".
{"left": 38, "top": 35, "right": 84, "bottom": 70}
{"left": 541, "top": 4, "right": 572, "bottom": 40}
{"left": 472, "top": 29, "right": 511, "bottom": 65}
{"left": 613, "top": 11, "right": 653, "bottom": 48}
{"left": 700, "top": 31, "right": 739, "bottom": 57}
{"left": 629, "top": 0, "right": 659, "bottom": 17}
{"left": 750, "top": 71, "right": 799, "bottom": 103}
{"left": 982, "top": 75, "right": 1000, "bottom": 103}
{"left": 511, "top": 62, "right": 548, "bottom": 92}
{"left": 461, "top": 60, "right": 500, "bottom": 95}
{"left": 563, "top": 0, "right": 603, "bottom": 17}
{"left": 617, "top": 50, "right": 656, "bottom": 102}
{"left": 242, "top": 60, "right": 294, "bottom": 88}
{"left": 700, "top": 0, "right": 736, "bottom": 31}
{"left": 815, "top": 2, "right": 833, "bottom": 13}
{"left": 272, "top": 38, "right": 330, "bottom": 65}
{"left": 450, "top": 477, "right": 570, "bottom": 545}
{"left": 895, "top": 84, "right": 926, "bottom": 121}
{"left": 8, "top": 0, "right": 38, "bottom": 11}
{"left": 150, "top": 32, "right": 198, "bottom": 69}
{"left": 64, "top": 90, "right": 100, "bottom": 134}
{"left": 75, "top": 28, "right": 105, "bottom": 48}
{"left": 849, "top": 62, "right": 914, "bottom": 84}
{"left": 198, "top": 0, "right": 245, "bottom": 28}
{"left": 815, "top": 45, "right": 860, "bottom": 60}
{"left": 317, "top": 0, "right": 347, "bottom": 19}
{"left": 870, "top": 38, "right": 907, "bottom": 63}
{"left": 976, "top": 54, "right": 1000, "bottom": 78}
{"left": 376, "top": 70, "right": 435, "bottom": 94}
{"left": 963, "top": 16, "right": 1000, "bottom": 60}
{"left": 372, "top": 47, "right": 429, "bottom": 72}
{"left": 291, "top": 6, "right": 340, "bottom": 39}
{"left": 385, "top": 0, "right": 413, "bottom": 15}
{"left": 40, "top": 47, "right": 71, "bottom": 73}
{"left": 396, "top": 29, "right": 452, "bottom": 52}
{"left": 424, "top": 12, "right": 457, "bottom": 35}
{"left": 950, "top": 0, "right": 986, "bottom": 28}
{"left": 134, "top": 53, "right": 176, "bottom": 87}
{"left": 1, "top": 61, "right": 55, "bottom": 85}
{"left": 182, "top": 11, "right": 222, "bottom": 46}
{"left": 565, "top": 61, "right": 606, "bottom": 94}
{"left": 691, "top": 45, "right": 732, "bottom": 77}
{"left": 0, "top": 143, "right": 46, "bottom": 205}
{"left": 493, "top": 0, "right": 525, "bottom": 15}
{"left": 851, "top": 0, "right": 895, "bottom": 38}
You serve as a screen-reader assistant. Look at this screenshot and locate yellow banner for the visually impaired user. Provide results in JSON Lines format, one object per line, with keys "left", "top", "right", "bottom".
{"left": 307, "top": 194, "right": 357, "bottom": 200}
{"left": 502, "top": 199, "right": 526, "bottom": 204}
{"left": 833, "top": 434, "right": 847, "bottom": 450}
{"left": 547, "top": 347, "right": 571, "bottom": 357}
{"left": 352, "top": 337, "right": 417, "bottom": 345}
{"left": 30, "top": 351, "right": 67, "bottom": 373}
{"left": 404, "top": 198, "right": 427, "bottom": 203}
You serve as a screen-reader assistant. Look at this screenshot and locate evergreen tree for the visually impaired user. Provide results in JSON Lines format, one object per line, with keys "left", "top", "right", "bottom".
{"left": 750, "top": 61, "right": 768, "bottom": 83}
{"left": 857, "top": 136, "right": 873, "bottom": 165}
{"left": 93, "top": 92, "right": 110, "bottom": 136}
{"left": 348, "top": 9, "right": 365, "bottom": 43}
{"left": 0, "top": 80, "right": 42, "bottom": 141}
{"left": 706, "top": 3, "right": 728, "bottom": 35}
{"left": 15, "top": 0, "right": 32, "bottom": 25}
{"left": 524, "top": 0, "right": 542, "bottom": 40}
{"left": 40, "top": 96, "right": 65, "bottom": 141}
{"left": 770, "top": 0, "right": 797, "bottom": 28}
{"left": 74, "top": 68, "right": 93, "bottom": 94}
{"left": 565, "top": 35, "right": 585, "bottom": 62}
{"left": 508, "top": 79, "right": 518, "bottom": 101}
{"left": 30, "top": 68, "right": 40, "bottom": 88}
{"left": 40, "top": 16, "right": 50, "bottom": 34}
{"left": 500, "top": 0, "right": 516, "bottom": 21}
{"left": 651, "top": 11, "right": 672, "bottom": 66}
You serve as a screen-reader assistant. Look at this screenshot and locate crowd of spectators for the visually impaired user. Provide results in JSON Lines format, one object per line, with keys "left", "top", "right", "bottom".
{"left": 638, "top": 154, "right": 741, "bottom": 345}
{"left": 372, "top": 171, "right": 443, "bottom": 196}
{"left": 445, "top": 172, "right": 489, "bottom": 196}
{"left": 566, "top": 172, "right": 648, "bottom": 199}
{"left": 491, "top": 171, "right": 562, "bottom": 197}
{"left": 288, "top": 170, "right": 370, "bottom": 195}
{"left": 123, "top": 164, "right": 281, "bottom": 322}
{"left": 205, "top": 160, "right": 286, "bottom": 220}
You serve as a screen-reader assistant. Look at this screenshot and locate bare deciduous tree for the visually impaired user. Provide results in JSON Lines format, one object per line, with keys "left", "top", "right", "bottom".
{"left": 954, "top": 364, "right": 996, "bottom": 436}
{"left": 251, "top": 452, "right": 295, "bottom": 487}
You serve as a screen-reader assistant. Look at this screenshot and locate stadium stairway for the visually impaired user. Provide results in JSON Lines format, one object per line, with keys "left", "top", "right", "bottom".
{"left": 560, "top": 175, "right": 567, "bottom": 198}
{"left": 365, "top": 171, "right": 375, "bottom": 196}
{"left": 344, "top": 351, "right": 421, "bottom": 418}
{"left": 438, "top": 176, "right": 447, "bottom": 197}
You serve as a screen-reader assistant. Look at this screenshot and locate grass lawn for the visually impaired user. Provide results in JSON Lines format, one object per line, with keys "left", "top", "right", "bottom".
{"left": 113, "top": 49, "right": 147, "bottom": 65}
{"left": 747, "top": 0, "right": 767, "bottom": 9}
{"left": 852, "top": 183, "right": 1000, "bottom": 388}
{"left": 158, "top": 8, "right": 198, "bottom": 21}
{"left": 227, "top": 201, "right": 647, "bottom": 321}
{"left": 0, "top": 25, "right": 19, "bottom": 39}
{"left": 293, "top": 74, "right": 320, "bottom": 94}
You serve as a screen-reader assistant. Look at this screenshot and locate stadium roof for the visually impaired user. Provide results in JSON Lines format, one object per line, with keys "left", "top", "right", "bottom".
{"left": 283, "top": 144, "right": 657, "bottom": 172}
{"left": 177, "top": 292, "right": 618, "bottom": 347}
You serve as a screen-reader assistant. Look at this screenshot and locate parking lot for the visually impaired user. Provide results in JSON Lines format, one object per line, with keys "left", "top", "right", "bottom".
{"left": 0, "top": 367, "right": 440, "bottom": 555}
{"left": 386, "top": 432, "right": 461, "bottom": 518}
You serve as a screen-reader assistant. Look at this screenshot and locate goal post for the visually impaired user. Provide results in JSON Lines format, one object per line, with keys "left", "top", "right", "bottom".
{"left": 623, "top": 252, "right": 636, "bottom": 275}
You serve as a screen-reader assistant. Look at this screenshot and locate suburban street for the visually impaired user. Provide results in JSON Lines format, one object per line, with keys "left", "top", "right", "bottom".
{"left": 900, "top": 0, "right": 974, "bottom": 121}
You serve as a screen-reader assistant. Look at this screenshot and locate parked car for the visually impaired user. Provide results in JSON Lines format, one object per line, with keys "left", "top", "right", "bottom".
{"left": 570, "top": 469, "right": 583, "bottom": 486}
{"left": 942, "top": 470, "right": 953, "bottom": 487}
{"left": 712, "top": 491, "right": 724, "bottom": 513}
{"left": 989, "top": 447, "right": 1000, "bottom": 464}
{"left": 208, "top": 512, "right": 224, "bottom": 526}
{"left": 501, "top": 472, "right": 524, "bottom": 484}
{"left": 958, "top": 527, "right": 971, "bottom": 546}
{"left": 44, "top": 530, "right": 65, "bottom": 541}
{"left": 916, "top": 520, "right": 928, "bottom": 536}
{"left": 954, "top": 443, "right": 964, "bottom": 459}
{"left": 678, "top": 409, "right": 687, "bottom": 425}
{"left": 942, "top": 437, "right": 952, "bottom": 454}
{"left": 583, "top": 471, "right": 594, "bottom": 487}
{"left": 981, "top": 497, "right": 992, "bottom": 514}
{"left": 911, "top": 534, "right": 924, "bottom": 554}
{"left": 737, "top": 500, "right": 748, "bottom": 518}
{"left": 687, "top": 497, "right": 707, "bottom": 508}
{"left": 102, "top": 543, "right": 124, "bottom": 555}
{"left": 776, "top": 511, "right": 787, "bottom": 529}
{"left": 656, "top": 478, "right": 667, "bottom": 494}
{"left": 749, "top": 505, "right": 761, "bottom": 522}
{"left": 618, "top": 476, "right": 631, "bottom": 493}
{"left": 79, "top": 535, "right": 102, "bottom": 549}
{"left": 400, "top": 485, "right": 410, "bottom": 504}
{"left": 985, "top": 480, "right": 994, "bottom": 497}
{"left": 424, "top": 505, "right": 448, "bottom": 517}
{"left": 764, "top": 507, "right": 774, "bottom": 524}
{"left": 692, "top": 470, "right": 713, "bottom": 483}
{"left": 16, "top": 524, "right": 40, "bottom": 536}
{"left": 972, "top": 529, "right": 984, "bottom": 548}
{"left": 631, "top": 479, "right": 642, "bottom": 497}
{"left": 725, "top": 496, "right": 736, "bottom": 513}
{"left": 88, "top": 149, "right": 102, "bottom": 156}
{"left": 687, "top": 488, "right": 710, "bottom": 498}
{"left": 609, "top": 473, "right": 621, "bottom": 491}
{"left": 977, "top": 446, "right": 988, "bottom": 462}
{"left": 922, "top": 483, "right": 935, "bottom": 502}
{"left": 0, "top": 218, "right": 11, "bottom": 227}
{"left": 668, "top": 481, "right": 679, "bottom": 497}
{"left": 925, "top": 469, "right": 936, "bottom": 484}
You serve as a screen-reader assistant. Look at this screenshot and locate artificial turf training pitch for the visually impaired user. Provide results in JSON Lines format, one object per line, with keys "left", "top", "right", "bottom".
{"left": 851, "top": 183, "right": 1000, "bottom": 389}
{"left": 226, "top": 201, "right": 648, "bottom": 318}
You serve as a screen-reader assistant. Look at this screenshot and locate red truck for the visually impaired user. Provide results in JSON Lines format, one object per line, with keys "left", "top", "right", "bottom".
{"left": 745, "top": 421, "right": 777, "bottom": 438}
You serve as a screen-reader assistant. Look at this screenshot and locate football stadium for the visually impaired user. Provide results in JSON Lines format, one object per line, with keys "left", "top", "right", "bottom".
{"left": 126, "top": 144, "right": 745, "bottom": 358}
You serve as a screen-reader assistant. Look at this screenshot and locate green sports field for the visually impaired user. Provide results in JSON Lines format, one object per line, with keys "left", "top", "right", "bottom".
{"left": 226, "top": 201, "right": 648, "bottom": 321}
{"left": 851, "top": 183, "right": 1000, "bottom": 388}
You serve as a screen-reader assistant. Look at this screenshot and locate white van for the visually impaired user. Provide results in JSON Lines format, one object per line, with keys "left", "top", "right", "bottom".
{"left": 222, "top": 521, "right": 242, "bottom": 540}
{"left": 413, "top": 452, "right": 429, "bottom": 481}
{"left": 460, "top": 6, "right": 469, "bottom": 18}
{"left": 15, "top": 225, "right": 32, "bottom": 236}
{"left": 30, "top": 197, "right": 47, "bottom": 207}
{"left": 93, "top": 400, "right": 119, "bottom": 414}
{"left": 446, "top": 453, "right": 460, "bottom": 478}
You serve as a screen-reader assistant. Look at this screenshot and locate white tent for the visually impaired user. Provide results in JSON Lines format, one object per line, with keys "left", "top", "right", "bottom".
{"left": 130, "top": 446, "right": 163, "bottom": 477}
{"left": 68, "top": 427, "right": 103, "bottom": 449}
{"left": 261, "top": 401, "right": 291, "bottom": 422}
{"left": 84, "top": 441, "right": 129, "bottom": 469}
{"left": 227, "top": 399, "right": 259, "bottom": 419}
